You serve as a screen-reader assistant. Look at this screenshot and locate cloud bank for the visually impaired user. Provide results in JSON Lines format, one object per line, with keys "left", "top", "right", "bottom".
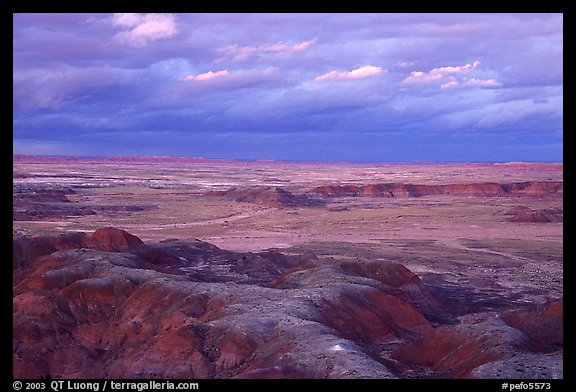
{"left": 13, "top": 13, "right": 563, "bottom": 162}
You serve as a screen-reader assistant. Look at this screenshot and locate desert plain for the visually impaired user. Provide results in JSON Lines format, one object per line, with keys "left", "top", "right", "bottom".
{"left": 13, "top": 155, "right": 563, "bottom": 379}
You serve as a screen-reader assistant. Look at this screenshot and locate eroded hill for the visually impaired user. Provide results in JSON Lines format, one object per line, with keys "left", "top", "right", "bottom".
{"left": 13, "top": 228, "right": 562, "bottom": 379}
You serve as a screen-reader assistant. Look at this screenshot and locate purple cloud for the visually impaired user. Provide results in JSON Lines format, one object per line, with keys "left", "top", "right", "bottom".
{"left": 444, "top": 78, "right": 502, "bottom": 89}
{"left": 111, "top": 13, "right": 178, "bottom": 46}
{"left": 216, "top": 38, "right": 317, "bottom": 62}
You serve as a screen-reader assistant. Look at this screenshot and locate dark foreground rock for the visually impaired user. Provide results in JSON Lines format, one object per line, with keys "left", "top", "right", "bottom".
{"left": 13, "top": 228, "right": 563, "bottom": 379}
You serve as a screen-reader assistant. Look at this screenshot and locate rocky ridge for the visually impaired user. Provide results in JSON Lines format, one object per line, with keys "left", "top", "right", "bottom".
{"left": 308, "top": 181, "right": 563, "bottom": 199}
{"left": 203, "top": 182, "right": 562, "bottom": 209}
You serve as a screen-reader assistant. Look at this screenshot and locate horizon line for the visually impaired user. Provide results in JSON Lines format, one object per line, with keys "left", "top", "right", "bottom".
{"left": 12, "top": 153, "right": 564, "bottom": 165}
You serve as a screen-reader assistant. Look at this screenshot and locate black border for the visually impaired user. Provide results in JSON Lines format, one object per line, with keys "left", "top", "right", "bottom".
{"left": 8, "top": 2, "right": 571, "bottom": 389}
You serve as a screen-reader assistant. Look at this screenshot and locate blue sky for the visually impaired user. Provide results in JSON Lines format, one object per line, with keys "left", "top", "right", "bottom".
{"left": 13, "top": 13, "right": 563, "bottom": 162}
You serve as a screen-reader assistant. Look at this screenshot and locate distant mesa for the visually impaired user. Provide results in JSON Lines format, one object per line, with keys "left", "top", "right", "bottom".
{"left": 13, "top": 188, "right": 73, "bottom": 204}
{"left": 308, "top": 181, "right": 563, "bottom": 199}
{"left": 202, "top": 181, "right": 564, "bottom": 210}
{"left": 504, "top": 206, "right": 563, "bottom": 223}
{"left": 204, "top": 186, "right": 323, "bottom": 208}
{"left": 13, "top": 185, "right": 154, "bottom": 221}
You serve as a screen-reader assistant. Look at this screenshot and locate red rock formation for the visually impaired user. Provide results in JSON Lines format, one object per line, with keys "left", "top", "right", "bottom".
{"left": 504, "top": 206, "right": 563, "bottom": 223}
{"left": 502, "top": 299, "right": 563, "bottom": 352}
{"left": 204, "top": 186, "right": 321, "bottom": 208}
{"left": 340, "top": 260, "right": 422, "bottom": 287}
{"left": 13, "top": 228, "right": 563, "bottom": 379}
{"left": 13, "top": 189, "right": 72, "bottom": 204}
{"left": 404, "top": 184, "right": 444, "bottom": 197}
{"left": 308, "top": 185, "right": 361, "bottom": 197}
{"left": 442, "top": 183, "right": 504, "bottom": 197}
{"left": 357, "top": 184, "right": 445, "bottom": 198}
{"left": 391, "top": 326, "right": 507, "bottom": 378}
{"left": 339, "top": 260, "right": 455, "bottom": 324}
{"left": 12, "top": 228, "right": 428, "bottom": 379}
{"left": 518, "top": 181, "right": 563, "bottom": 196}
{"left": 318, "top": 288, "right": 432, "bottom": 344}
{"left": 391, "top": 300, "right": 564, "bottom": 378}
{"left": 13, "top": 233, "right": 101, "bottom": 268}
{"left": 308, "top": 181, "right": 563, "bottom": 199}
{"left": 213, "top": 331, "right": 258, "bottom": 372}
{"left": 91, "top": 227, "right": 145, "bottom": 251}
{"left": 358, "top": 184, "right": 394, "bottom": 197}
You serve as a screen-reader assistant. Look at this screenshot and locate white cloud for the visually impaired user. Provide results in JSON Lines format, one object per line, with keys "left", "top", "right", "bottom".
{"left": 402, "top": 60, "right": 501, "bottom": 89}
{"left": 461, "top": 78, "right": 502, "bottom": 88}
{"left": 402, "top": 70, "right": 443, "bottom": 84}
{"left": 440, "top": 77, "right": 503, "bottom": 89}
{"left": 183, "top": 70, "right": 230, "bottom": 81}
{"left": 112, "top": 13, "right": 178, "bottom": 46}
{"left": 431, "top": 60, "right": 480, "bottom": 75}
{"left": 440, "top": 79, "right": 459, "bottom": 89}
{"left": 216, "top": 38, "right": 316, "bottom": 62}
{"left": 180, "top": 67, "right": 279, "bottom": 89}
{"left": 111, "top": 13, "right": 143, "bottom": 28}
{"left": 314, "top": 65, "right": 384, "bottom": 82}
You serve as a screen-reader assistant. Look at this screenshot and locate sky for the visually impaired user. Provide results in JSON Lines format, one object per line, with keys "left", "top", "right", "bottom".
{"left": 13, "top": 13, "right": 563, "bottom": 162}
